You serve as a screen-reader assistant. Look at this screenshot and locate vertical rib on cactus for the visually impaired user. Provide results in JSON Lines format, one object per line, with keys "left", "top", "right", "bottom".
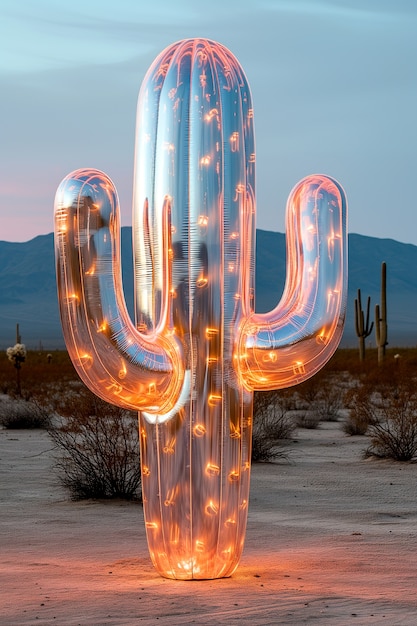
{"left": 54, "top": 38, "right": 348, "bottom": 580}
{"left": 375, "top": 261, "right": 388, "bottom": 365}
{"left": 354, "top": 289, "right": 374, "bottom": 362}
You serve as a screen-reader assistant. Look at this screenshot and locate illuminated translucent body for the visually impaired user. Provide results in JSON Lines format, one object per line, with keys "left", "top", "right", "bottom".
{"left": 54, "top": 39, "right": 347, "bottom": 580}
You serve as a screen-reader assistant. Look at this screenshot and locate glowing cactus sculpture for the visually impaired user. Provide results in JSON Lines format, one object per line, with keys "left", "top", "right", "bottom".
{"left": 54, "top": 39, "right": 347, "bottom": 580}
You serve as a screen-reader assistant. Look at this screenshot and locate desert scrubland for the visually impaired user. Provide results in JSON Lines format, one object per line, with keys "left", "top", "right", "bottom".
{"left": 1, "top": 348, "right": 417, "bottom": 625}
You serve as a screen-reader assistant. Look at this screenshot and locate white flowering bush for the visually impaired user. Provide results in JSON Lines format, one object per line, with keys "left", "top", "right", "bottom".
{"left": 6, "top": 343, "right": 27, "bottom": 368}
{"left": 6, "top": 343, "right": 27, "bottom": 395}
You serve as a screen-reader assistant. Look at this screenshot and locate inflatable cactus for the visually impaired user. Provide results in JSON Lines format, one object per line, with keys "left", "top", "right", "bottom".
{"left": 54, "top": 38, "right": 347, "bottom": 580}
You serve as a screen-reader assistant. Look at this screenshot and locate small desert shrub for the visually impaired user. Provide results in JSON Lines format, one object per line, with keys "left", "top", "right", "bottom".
{"left": 343, "top": 412, "right": 371, "bottom": 436}
{"left": 49, "top": 392, "right": 141, "bottom": 500}
{"left": 343, "top": 413, "right": 371, "bottom": 436}
{"left": 0, "top": 397, "right": 52, "bottom": 429}
{"left": 364, "top": 378, "right": 417, "bottom": 461}
{"left": 295, "top": 411, "right": 321, "bottom": 429}
{"left": 344, "top": 359, "right": 417, "bottom": 460}
{"left": 252, "top": 390, "right": 296, "bottom": 462}
{"left": 343, "top": 384, "right": 377, "bottom": 436}
{"left": 296, "top": 372, "right": 343, "bottom": 423}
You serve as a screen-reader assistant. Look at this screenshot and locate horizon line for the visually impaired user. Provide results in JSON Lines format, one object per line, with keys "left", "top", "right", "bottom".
{"left": 1, "top": 229, "right": 416, "bottom": 248}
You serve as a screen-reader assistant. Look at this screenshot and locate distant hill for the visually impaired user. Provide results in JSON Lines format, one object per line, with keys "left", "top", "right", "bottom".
{"left": 0, "top": 229, "right": 416, "bottom": 349}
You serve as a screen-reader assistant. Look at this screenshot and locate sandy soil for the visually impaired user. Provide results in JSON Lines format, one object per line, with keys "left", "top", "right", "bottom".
{"left": 1, "top": 421, "right": 417, "bottom": 625}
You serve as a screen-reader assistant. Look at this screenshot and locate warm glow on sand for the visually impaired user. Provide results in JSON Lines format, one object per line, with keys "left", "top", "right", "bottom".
{"left": 1, "top": 425, "right": 417, "bottom": 623}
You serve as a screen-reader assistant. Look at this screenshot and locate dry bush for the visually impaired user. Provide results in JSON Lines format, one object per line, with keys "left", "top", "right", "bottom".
{"left": 49, "top": 391, "right": 141, "bottom": 500}
{"left": 295, "top": 411, "right": 321, "bottom": 429}
{"left": 252, "top": 390, "right": 296, "bottom": 462}
{"left": 343, "top": 384, "right": 376, "bottom": 435}
{"left": 343, "top": 358, "right": 417, "bottom": 460}
{"left": 365, "top": 375, "right": 417, "bottom": 461}
{"left": 296, "top": 372, "right": 343, "bottom": 423}
{"left": 0, "top": 397, "right": 52, "bottom": 429}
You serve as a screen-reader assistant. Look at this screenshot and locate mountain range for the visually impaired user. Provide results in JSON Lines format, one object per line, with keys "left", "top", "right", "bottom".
{"left": 0, "top": 229, "right": 416, "bottom": 350}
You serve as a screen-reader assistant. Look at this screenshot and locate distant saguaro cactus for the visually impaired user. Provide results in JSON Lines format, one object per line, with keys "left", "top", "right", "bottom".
{"left": 354, "top": 289, "right": 374, "bottom": 361}
{"left": 54, "top": 38, "right": 348, "bottom": 580}
{"left": 375, "top": 261, "right": 388, "bottom": 364}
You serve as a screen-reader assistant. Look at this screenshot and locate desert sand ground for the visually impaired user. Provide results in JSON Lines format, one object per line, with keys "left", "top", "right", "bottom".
{"left": 1, "top": 421, "right": 417, "bottom": 625}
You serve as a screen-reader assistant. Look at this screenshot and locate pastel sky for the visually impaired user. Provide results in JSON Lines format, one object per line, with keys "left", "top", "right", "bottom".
{"left": 1, "top": 0, "right": 416, "bottom": 244}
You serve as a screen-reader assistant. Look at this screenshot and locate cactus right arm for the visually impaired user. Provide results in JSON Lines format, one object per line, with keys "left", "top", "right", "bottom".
{"left": 54, "top": 169, "right": 184, "bottom": 413}
{"left": 237, "top": 174, "right": 347, "bottom": 390}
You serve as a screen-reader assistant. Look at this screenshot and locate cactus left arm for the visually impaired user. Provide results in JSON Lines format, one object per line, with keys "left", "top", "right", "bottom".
{"left": 237, "top": 174, "right": 347, "bottom": 390}
{"left": 54, "top": 169, "right": 184, "bottom": 413}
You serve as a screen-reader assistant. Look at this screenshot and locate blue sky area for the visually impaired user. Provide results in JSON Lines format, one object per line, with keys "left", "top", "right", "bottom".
{"left": 1, "top": 0, "right": 416, "bottom": 244}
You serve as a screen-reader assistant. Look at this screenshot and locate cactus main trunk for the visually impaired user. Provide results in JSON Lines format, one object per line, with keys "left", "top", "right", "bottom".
{"left": 134, "top": 39, "right": 255, "bottom": 579}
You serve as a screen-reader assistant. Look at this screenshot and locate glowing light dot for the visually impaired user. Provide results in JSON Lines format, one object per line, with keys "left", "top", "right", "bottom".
{"left": 205, "top": 501, "right": 219, "bottom": 516}
{"left": 230, "top": 131, "right": 239, "bottom": 151}
{"left": 169, "top": 525, "right": 180, "bottom": 544}
{"left": 206, "top": 463, "right": 220, "bottom": 477}
{"left": 205, "top": 108, "right": 218, "bottom": 122}
{"left": 193, "top": 424, "right": 206, "bottom": 437}
{"left": 225, "top": 518, "right": 237, "bottom": 527}
{"left": 196, "top": 276, "right": 208, "bottom": 288}
{"left": 205, "top": 327, "right": 219, "bottom": 338}
{"left": 229, "top": 424, "right": 241, "bottom": 439}
{"left": 79, "top": 353, "right": 92, "bottom": 366}
{"left": 198, "top": 215, "right": 209, "bottom": 226}
{"left": 316, "top": 330, "right": 327, "bottom": 344}
{"left": 293, "top": 361, "right": 305, "bottom": 375}
{"left": 195, "top": 540, "right": 205, "bottom": 553}
{"left": 208, "top": 394, "right": 222, "bottom": 407}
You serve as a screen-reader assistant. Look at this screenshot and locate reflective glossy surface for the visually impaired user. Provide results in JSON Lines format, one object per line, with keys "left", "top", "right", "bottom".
{"left": 238, "top": 174, "right": 347, "bottom": 390}
{"left": 54, "top": 38, "right": 347, "bottom": 580}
